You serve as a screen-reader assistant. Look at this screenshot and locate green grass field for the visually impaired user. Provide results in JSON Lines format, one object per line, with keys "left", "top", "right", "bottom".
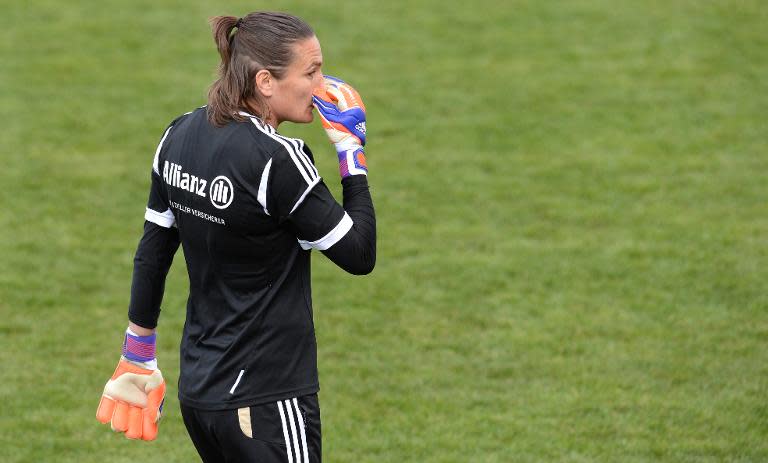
{"left": 1, "top": 1, "right": 767, "bottom": 461}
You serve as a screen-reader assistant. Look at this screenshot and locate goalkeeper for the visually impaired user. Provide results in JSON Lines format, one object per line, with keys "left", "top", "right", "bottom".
{"left": 96, "top": 11, "right": 375, "bottom": 463}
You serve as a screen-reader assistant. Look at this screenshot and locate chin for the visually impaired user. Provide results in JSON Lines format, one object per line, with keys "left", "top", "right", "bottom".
{"left": 293, "top": 112, "right": 314, "bottom": 124}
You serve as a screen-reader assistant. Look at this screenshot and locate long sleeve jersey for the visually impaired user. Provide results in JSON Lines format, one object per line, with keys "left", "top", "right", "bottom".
{"left": 128, "top": 107, "right": 375, "bottom": 410}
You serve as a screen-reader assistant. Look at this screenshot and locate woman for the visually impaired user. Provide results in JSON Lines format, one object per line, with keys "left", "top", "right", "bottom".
{"left": 96, "top": 11, "right": 375, "bottom": 463}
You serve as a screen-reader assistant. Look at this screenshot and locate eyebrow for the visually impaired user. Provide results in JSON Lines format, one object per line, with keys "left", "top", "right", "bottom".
{"left": 307, "top": 60, "right": 322, "bottom": 70}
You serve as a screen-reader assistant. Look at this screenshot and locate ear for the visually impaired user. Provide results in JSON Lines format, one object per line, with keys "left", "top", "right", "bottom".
{"left": 254, "top": 69, "right": 274, "bottom": 98}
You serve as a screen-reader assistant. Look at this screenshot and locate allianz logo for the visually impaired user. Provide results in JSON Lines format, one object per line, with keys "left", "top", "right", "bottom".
{"left": 162, "top": 161, "right": 234, "bottom": 209}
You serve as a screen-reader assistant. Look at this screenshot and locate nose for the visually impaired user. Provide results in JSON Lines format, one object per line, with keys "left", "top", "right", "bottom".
{"left": 312, "top": 69, "right": 325, "bottom": 95}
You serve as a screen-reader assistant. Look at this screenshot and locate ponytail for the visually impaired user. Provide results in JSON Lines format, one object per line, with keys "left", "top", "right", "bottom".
{"left": 210, "top": 16, "right": 239, "bottom": 70}
{"left": 206, "top": 12, "right": 315, "bottom": 127}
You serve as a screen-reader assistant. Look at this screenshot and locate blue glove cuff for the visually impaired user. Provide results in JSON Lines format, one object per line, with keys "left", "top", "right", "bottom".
{"left": 122, "top": 329, "right": 156, "bottom": 363}
{"left": 338, "top": 148, "right": 368, "bottom": 178}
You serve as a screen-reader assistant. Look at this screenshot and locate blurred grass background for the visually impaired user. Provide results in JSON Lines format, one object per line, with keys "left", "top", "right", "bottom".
{"left": 1, "top": 0, "right": 766, "bottom": 461}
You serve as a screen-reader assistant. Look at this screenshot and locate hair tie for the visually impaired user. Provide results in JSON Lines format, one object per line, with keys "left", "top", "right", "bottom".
{"left": 235, "top": 18, "right": 243, "bottom": 28}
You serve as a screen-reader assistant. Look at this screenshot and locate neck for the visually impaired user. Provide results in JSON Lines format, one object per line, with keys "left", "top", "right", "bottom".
{"left": 241, "top": 100, "right": 279, "bottom": 129}
{"left": 265, "top": 115, "right": 279, "bottom": 129}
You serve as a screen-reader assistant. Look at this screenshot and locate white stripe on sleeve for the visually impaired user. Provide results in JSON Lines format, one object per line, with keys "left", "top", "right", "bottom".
{"left": 257, "top": 158, "right": 272, "bottom": 216}
{"left": 277, "top": 401, "right": 294, "bottom": 463}
{"left": 242, "top": 113, "right": 317, "bottom": 185}
{"left": 152, "top": 126, "right": 173, "bottom": 175}
{"left": 297, "top": 212, "right": 353, "bottom": 251}
{"left": 144, "top": 207, "right": 175, "bottom": 228}
{"left": 291, "top": 137, "right": 319, "bottom": 179}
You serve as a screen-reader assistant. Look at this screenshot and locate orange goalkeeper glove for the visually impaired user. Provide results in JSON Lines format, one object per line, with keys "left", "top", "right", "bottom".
{"left": 96, "top": 328, "right": 165, "bottom": 441}
{"left": 312, "top": 75, "right": 368, "bottom": 178}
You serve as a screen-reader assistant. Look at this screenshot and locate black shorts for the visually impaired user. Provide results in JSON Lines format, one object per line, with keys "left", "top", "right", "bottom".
{"left": 181, "top": 394, "right": 321, "bottom": 463}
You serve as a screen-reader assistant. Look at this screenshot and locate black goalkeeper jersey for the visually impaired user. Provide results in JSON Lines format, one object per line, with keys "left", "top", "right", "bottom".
{"left": 128, "top": 107, "right": 375, "bottom": 410}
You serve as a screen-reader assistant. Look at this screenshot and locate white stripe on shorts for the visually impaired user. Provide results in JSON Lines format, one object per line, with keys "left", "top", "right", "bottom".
{"left": 292, "top": 398, "right": 309, "bottom": 463}
{"left": 277, "top": 401, "right": 294, "bottom": 463}
{"left": 284, "top": 399, "right": 303, "bottom": 463}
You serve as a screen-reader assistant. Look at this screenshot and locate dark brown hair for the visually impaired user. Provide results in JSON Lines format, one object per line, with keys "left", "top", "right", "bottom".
{"left": 206, "top": 12, "right": 314, "bottom": 127}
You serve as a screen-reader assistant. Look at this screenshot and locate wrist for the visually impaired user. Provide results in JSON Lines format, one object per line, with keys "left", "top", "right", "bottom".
{"left": 121, "top": 356, "right": 158, "bottom": 371}
{"left": 128, "top": 321, "right": 155, "bottom": 336}
{"left": 333, "top": 138, "right": 362, "bottom": 152}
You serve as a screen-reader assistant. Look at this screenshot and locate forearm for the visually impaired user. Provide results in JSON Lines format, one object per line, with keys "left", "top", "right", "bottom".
{"left": 310, "top": 75, "right": 375, "bottom": 273}
{"left": 127, "top": 221, "right": 180, "bottom": 329}
{"left": 322, "top": 175, "right": 376, "bottom": 275}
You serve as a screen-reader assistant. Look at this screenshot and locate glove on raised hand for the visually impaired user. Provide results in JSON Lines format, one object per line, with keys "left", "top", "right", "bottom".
{"left": 96, "top": 328, "right": 166, "bottom": 441}
{"left": 312, "top": 75, "right": 368, "bottom": 178}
